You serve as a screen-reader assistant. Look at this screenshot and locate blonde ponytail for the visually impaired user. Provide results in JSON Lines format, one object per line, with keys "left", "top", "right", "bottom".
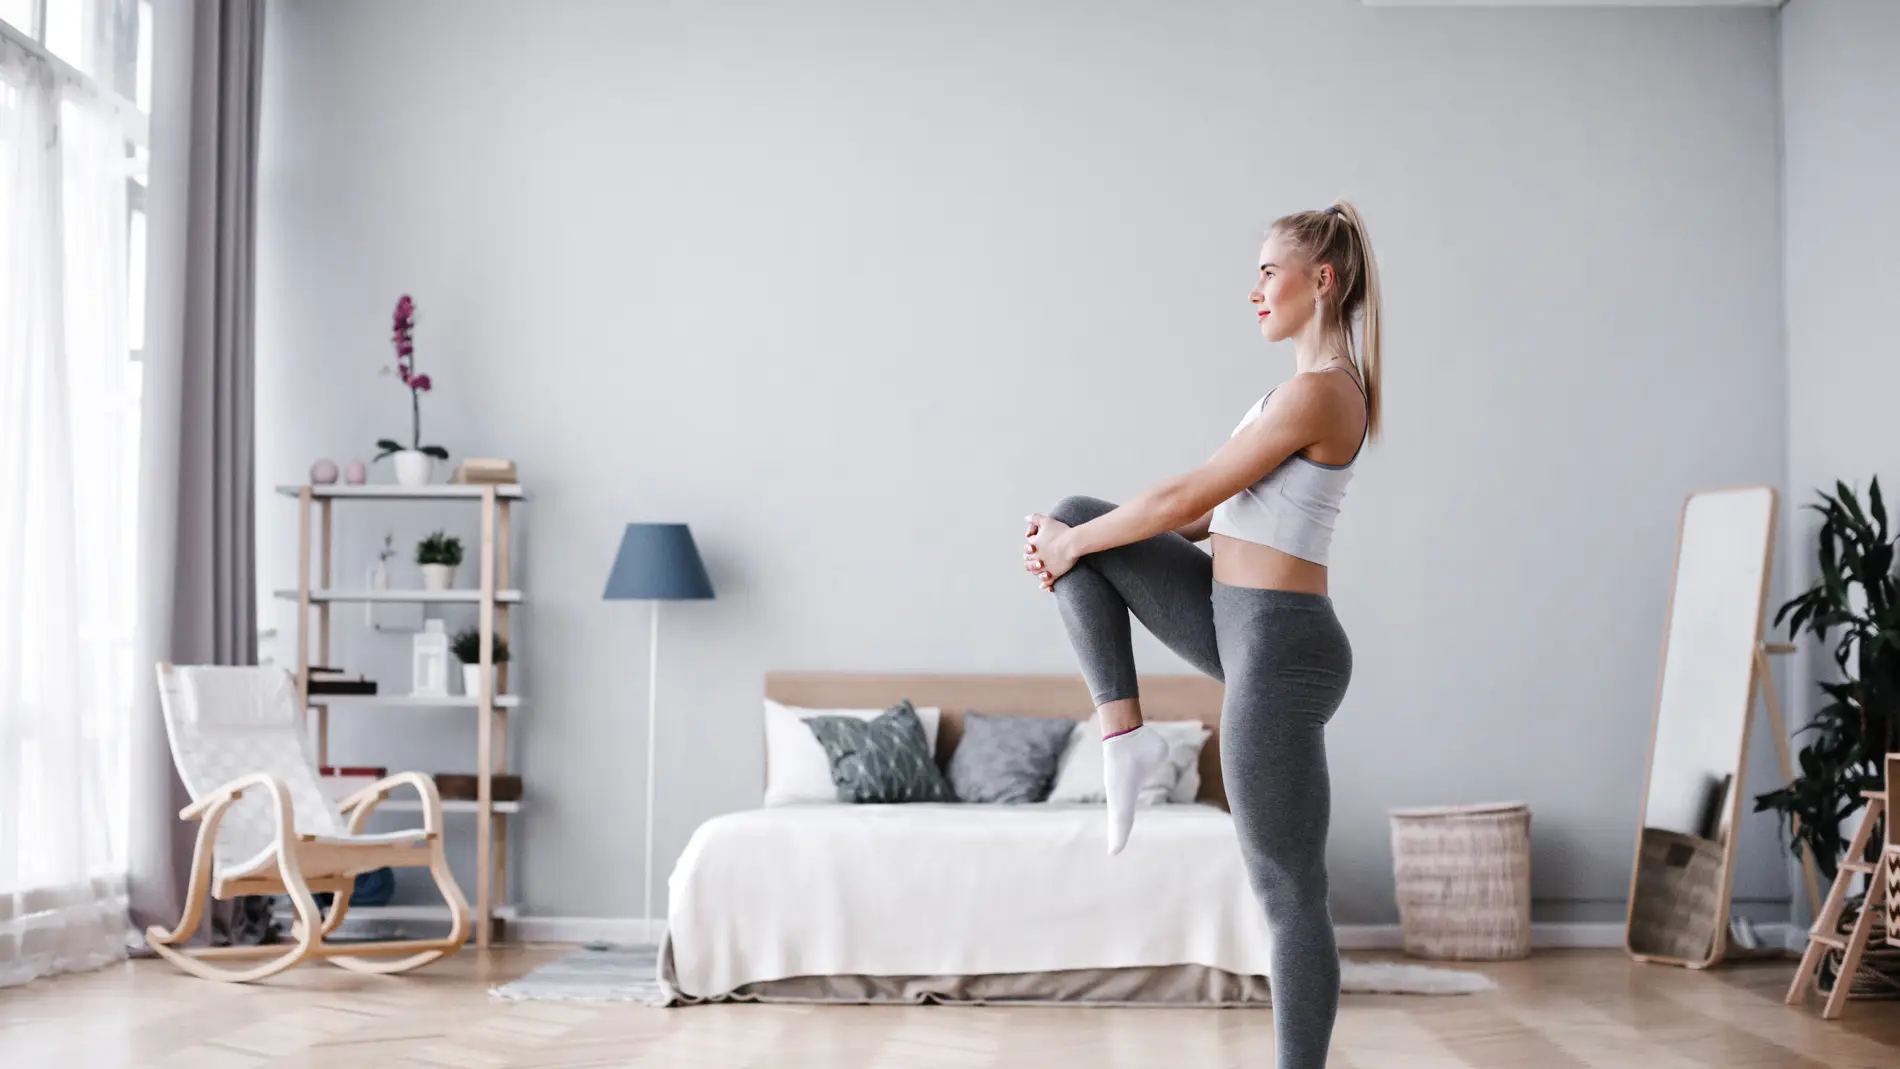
{"left": 1270, "top": 199, "right": 1384, "bottom": 443}
{"left": 1330, "top": 200, "right": 1381, "bottom": 443}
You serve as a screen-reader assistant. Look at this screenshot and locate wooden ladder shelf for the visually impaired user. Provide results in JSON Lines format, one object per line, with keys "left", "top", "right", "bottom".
{"left": 1786, "top": 789, "right": 1888, "bottom": 1019}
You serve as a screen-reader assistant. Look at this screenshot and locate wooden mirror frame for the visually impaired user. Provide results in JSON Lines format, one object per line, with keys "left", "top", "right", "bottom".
{"left": 1624, "top": 484, "right": 1783, "bottom": 969}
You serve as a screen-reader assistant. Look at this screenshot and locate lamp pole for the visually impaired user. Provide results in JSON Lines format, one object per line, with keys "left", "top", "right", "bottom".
{"left": 645, "top": 599, "right": 659, "bottom": 936}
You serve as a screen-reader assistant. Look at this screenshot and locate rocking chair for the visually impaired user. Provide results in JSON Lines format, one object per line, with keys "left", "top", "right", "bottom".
{"left": 148, "top": 663, "right": 471, "bottom": 981}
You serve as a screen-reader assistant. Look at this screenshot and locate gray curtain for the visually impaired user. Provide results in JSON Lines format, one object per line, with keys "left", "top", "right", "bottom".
{"left": 127, "top": 0, "right": 266, "bottom": 944}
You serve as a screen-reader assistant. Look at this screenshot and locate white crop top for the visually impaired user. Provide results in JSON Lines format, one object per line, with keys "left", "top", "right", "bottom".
{"left": 1207, "top": 372, "right": 1366, "bottom": 566}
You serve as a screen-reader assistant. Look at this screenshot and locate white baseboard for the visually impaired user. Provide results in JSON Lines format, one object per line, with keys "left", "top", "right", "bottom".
{"left": 513, "top": 916, "right": 665, "bottom": 945}
{"left": 1334, "top": 924, "right": 1406, "bottom": 949}
{"left": 1338, "top": 923, "right": 1627, "bottom": 950}
{"left": 1528, "top": 923, "right": 1629, "bottom": 949}
{"left": 511, "top": 918, "right": 1631, "bottom": 950}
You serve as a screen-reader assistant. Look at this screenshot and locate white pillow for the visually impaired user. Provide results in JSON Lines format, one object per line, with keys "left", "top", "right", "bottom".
{"left": 1169, "top": 742, "right": 1206, "bottom": 805}
{"left": 761, "top": 699, "right": 942, "bottom": 806}
{"left": 1046, "top": 715, "right": 1211, "bottom": 806}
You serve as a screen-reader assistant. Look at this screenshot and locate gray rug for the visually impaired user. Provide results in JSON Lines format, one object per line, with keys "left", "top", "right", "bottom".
{"left": 490, "top": 942, "right": 668, "bottom": 1005}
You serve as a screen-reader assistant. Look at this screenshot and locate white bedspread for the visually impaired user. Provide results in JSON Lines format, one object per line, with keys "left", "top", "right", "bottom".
{"left": 663, "top": 803, "right": 1274, "bottom": 998}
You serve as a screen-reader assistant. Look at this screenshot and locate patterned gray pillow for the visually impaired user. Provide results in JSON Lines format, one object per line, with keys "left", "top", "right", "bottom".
{"left": 803, "top": 701, "right": 955, "bottom": 804}
{"left": 946, "top": 711, "right": 1077, "bottom": 804}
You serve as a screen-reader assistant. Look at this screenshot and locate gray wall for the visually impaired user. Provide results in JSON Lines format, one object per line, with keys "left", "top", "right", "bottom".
{"left": 1780, "top": 0, "right": 1900, "bottom": 905}
{"left": 256, "top": 0, "right": 1786, "bottom": 924}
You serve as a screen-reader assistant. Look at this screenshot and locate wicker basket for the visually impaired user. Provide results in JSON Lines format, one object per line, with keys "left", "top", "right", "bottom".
{"left": 1627, "top": 826, "right": 1724, "bottom": 961}
{"left": 1389, "top": 802, "right": 1532, "bottom": 960}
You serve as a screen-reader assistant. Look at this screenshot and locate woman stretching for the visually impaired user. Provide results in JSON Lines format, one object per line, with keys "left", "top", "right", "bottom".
{"left": 1022, "top": 201, "right": 1380, "bottom": 1069}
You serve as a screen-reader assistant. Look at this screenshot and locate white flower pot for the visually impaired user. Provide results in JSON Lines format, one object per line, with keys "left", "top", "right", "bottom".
{"left": 461, "top": 663, "right": 504, "bottom": 698}
{"left": 420, "top": 563, "right": 455, "bottom": 591}
{"left": 392, "top": 450, "right": 434, "bottom": 487}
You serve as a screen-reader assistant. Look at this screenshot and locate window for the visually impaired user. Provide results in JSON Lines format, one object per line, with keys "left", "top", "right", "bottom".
{"left": 0, "top": 1, "right": 29, "bottom": 38}
{"left": 1, "top": 0, "right": 149, "bottom": 903}
{"left": 0, "top": 2, "right": 149, "bottom": 133}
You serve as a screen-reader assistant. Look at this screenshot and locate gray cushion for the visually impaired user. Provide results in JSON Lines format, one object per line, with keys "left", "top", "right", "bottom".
{"left": 803, "top": 701, "right": 955, "bottom": 804}
{"left": 946, "top": 711, "right": 1077, "bottom": 804}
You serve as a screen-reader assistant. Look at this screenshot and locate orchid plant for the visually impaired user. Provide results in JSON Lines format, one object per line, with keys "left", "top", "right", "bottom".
{"left": 374, "top": 295, "right": 450, "bottom": 463}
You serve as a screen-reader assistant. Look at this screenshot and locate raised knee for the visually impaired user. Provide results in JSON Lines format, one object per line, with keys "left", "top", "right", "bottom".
{"left": 1048, "top": 494, "right": 1113, "bottom": 527}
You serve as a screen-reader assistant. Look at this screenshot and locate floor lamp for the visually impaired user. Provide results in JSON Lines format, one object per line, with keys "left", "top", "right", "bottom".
{"left": 603, "top": 523, "right": 715, "bottom": 945}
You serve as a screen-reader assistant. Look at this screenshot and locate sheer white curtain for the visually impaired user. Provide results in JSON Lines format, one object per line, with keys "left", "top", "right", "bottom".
{"left": 0, "top": 30, "right": 139, "bottom": 988}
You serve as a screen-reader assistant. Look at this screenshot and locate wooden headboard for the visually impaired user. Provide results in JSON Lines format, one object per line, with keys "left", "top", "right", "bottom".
{"left": 763, "top": 672, "right": 1228, "bottom": 810}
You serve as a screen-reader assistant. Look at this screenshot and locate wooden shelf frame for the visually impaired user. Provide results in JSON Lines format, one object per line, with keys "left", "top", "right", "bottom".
{"left": 289, "top": 483, "right": 522, "bottom": 948}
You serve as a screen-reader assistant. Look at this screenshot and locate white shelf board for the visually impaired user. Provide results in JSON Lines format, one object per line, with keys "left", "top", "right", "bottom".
{"left": 310, "top": 694, "right": 522, "bottom": 709}
{"left": 376, "top": 799, "right": 521, "bottom": 815}
{"left": 276, "top": 483, "right": 524, "bottom": 500}
{"left": 273, "top": 588, "right": 523, "bottom": 604}
{"left": 272, "top": 903, "right": 518, "bottom": 923}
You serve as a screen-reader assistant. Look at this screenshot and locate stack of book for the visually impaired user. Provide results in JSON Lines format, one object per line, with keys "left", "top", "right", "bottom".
{"left": 433, "top": 772, "right": 523, "bottom": 802}
{"left": 308, "top": 666, "right": 377, "bottom": 695}
{"left": 450, "top": 458, "right": 518, "bottom": 484}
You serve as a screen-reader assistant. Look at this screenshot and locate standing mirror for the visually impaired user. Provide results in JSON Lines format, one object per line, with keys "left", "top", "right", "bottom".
{"left": 1625, "top": 485, "right": 1778, "bottom": 968}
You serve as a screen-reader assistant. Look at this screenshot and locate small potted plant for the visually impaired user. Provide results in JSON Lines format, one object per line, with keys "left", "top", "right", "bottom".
{"left": 374, "top": 294, "right": 450, "bottom": 487}
{"left": 415, "top": 530, "right": 463, "bottom": 591}
{"left": 451, "top": 627, "right": 510, "bottom": 697}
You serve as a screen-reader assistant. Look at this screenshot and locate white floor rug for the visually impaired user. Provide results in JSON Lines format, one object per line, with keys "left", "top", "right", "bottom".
{"left": 490, "top": 943, "right": 667, "bottom": 1005}
{"left": 1341, "top": 960, "right": 1496, "bottom": 995}
{"left": 488, "top": 945, "right": 1494, "bottom": 1004}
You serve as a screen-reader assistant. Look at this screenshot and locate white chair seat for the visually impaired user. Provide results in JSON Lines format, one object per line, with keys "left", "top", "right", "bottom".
{"left": 218, "top": 827, "right": 431, "bottom": 882}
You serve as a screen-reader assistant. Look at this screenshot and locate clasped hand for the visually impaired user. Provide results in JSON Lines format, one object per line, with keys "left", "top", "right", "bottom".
{"left": 1021, "top": 514, "right": 1077, "bottom": 593}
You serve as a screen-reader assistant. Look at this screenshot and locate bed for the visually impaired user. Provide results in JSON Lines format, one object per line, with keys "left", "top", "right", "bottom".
{"left": 658, "top": 671, "right": 1282, "bottom": 1006}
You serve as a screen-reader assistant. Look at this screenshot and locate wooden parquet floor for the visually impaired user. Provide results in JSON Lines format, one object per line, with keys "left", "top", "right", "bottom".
{"left": 3, "top": 947, "right": 1897, "bottom": 1068}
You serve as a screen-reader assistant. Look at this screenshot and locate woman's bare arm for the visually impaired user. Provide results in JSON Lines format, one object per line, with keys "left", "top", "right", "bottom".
{"left": 1060, "top": 375, "right": 1339, "bottom": 558}
{"left": 1174, "top": 509, "right": 1213, "bottom": 543}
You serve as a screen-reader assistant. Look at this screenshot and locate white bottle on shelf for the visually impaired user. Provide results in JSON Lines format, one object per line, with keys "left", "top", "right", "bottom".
{"left": 412, "top": 618, "right": 450, "bottom": 697}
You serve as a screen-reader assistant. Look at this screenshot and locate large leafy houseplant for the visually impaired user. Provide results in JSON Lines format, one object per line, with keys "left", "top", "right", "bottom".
{"left": 1755, "top": 478, "right": 1900, "bottom": 882}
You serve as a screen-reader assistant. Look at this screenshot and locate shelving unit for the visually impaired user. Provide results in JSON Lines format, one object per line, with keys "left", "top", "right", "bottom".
{"left": 279, "top": 482, "right": 524, "bottom": 948}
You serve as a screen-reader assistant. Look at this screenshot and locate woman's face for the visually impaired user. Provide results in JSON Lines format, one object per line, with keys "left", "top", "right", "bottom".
{"left": 1249, "top": 231, "right": 1332, "bottom": 344}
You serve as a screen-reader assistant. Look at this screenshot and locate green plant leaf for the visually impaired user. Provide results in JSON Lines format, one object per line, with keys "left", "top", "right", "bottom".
{"left": 1868, "top": 541, "right": 1894, "bottom": 585}
{"left": 1820, "top": 558, "right": 1849, "bottom": 616}
{"left": 1839, "top": 481, "right": 1868, "bottom": 525}
{"left": 419, "top": 445, "right": 450, "bottom": 460}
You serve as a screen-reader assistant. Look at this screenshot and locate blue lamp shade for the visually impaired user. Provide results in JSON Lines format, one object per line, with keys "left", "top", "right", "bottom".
{"left": 602, "top": 523, "right": 716, "bottom": 601}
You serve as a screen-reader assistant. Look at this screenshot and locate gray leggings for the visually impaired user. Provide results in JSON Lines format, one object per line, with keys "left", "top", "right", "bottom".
{"left": 1047, "top": 495, "right": 1350, "bottom": 1069}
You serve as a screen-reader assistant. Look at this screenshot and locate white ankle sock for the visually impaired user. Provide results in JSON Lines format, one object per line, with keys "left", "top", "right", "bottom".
{"left": 1102, "top": 725, "right": 1167, "bottom": 855}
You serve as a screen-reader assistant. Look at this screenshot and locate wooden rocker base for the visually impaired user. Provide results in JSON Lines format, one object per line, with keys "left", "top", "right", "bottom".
{"left": 147, "top": 771, "right": 472, "bottom": 983}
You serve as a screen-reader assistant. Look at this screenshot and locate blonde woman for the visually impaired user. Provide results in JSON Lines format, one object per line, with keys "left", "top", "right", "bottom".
{"left": 1023, "top": 201, "right": 1381, "bottom": 1069}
